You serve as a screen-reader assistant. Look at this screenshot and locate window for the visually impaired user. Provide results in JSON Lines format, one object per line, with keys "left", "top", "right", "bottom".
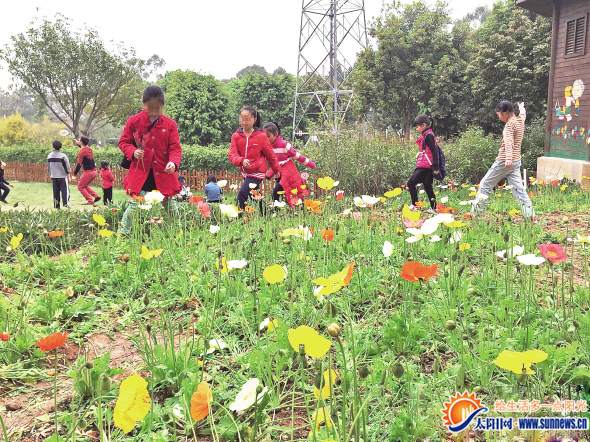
{"left": 565, "top": 14, "right": 587, "bottom": 57}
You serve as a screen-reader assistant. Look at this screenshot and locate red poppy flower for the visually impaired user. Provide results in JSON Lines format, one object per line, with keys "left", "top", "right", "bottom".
{"left": 190, "top": 195, "right": 204, "bottom": 206}
{"left": 336, "top": 190, "right": 345, "bottom": 201}
{"left": 0, "top": 332, "right": 9, "bottom": 342}
{"left": 321, "top": 228, "right": 335, "bottom": 242}
{"left": 550, "top": 179, "right": 560, "bottom": 188}
{"left": 197, "top": 201, "right": 211, "bottom": 219}
{"left": 538, "top": 243, "right": 567, "bottom": 264}
{"left": 400, "top": 261, "right": 438, "bottom": 283}
{"left": 37, "top": 332, "right": 68, "bottom": 352}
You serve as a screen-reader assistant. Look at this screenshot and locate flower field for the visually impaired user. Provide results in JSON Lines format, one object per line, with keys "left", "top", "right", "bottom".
{"left": 1, "top": 178, "right": 590, "bottom": 441}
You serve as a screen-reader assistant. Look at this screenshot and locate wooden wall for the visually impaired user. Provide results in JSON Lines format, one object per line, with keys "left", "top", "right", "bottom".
{"left": 549, "top": 0, "right": 590, "bottom": 160}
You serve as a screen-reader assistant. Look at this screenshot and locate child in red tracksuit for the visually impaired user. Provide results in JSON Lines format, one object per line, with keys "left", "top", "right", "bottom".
{"left": 73, "top": 136, "right": 100, "bottom": 205}
{"left": 262, "top": 122, "right": 316, "bottom": 207}
{"left": 228, "top": 106, "right": 281, "bottom": 210}
{"left": 100, "top": 161, "right": 114, "bottom": 205}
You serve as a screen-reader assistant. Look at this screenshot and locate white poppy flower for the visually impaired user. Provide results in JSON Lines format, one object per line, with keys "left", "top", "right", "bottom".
{"left": 495, "top": 245, "right": 525, "bottom": 260}
{"left": 406, "top": 236, "right": 422, "bottom": 244}
{"left": 440, "top": 196, "right": 449, "bottom": 204}
{"left": 504, "top": 185, "right": 514, "bottom": 190}
{"left": 419, "top": 189, "right": 425, "bottom": 194}
{"left": 217, "top": 179, "right": 228, "bottom": 188}
{"left": 144, "top": 190, "right": 165, "bottom": 205}
{"left": 220, "top": 204, "right": 239, "bottom": 218}
{"left": 459, "top": 200, "right": 473, "bottom": 206}
{"left": 229, "top": 378, "right": 268, "bottom": 413}
{"left": 429, "top": 213, "right": 455, "bottom": 225}
{"left": 383, "top": 241, "right": 393, "bottom": 258}
{"left": 429, "top": 235, "right": 442, "bottom": 243}
{"left": 227, "top": 259, "right": 248, "bottom": 270}
{"left": 230, "top": 184, "right": 238, "bottom": 191}
{"left": 516, "top": 254, "right": 546, "bottom": 266}
{"left": 273, "top": 200, "right": 287, "bottom": 208}
{"left": 259, "top": 317, "right": 270, "bottom": 331}
{"left": 249, "top": 183, "right": 258, "bottom": 189}
{"left": 207, "top": 338, "right": 228, "bottom": 354}
{"left": 209, "top": 225, "right": 220, "bottom": 234}
{"left": 449, "top": 231, "right": 462, "bottom": 244}
{"left": 342, "top": 209, "right": 352, "bottom": 216}
{"left": 138, "top": 204, "right": 153, "bottom": 211}
{"left": 353, "top": 195, "right": 380, "bottom": 208}
{"left": 469, "top": 186, "right": 477, "bottom": 192}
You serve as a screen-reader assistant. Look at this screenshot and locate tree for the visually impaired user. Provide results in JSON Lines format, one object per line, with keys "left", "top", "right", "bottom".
{"left": 0, "top": 15, "right": 163, "bottom": 137}
{"left": 466, "top": 0, "right": 551, "bottom": 132}
{"left": 0, "top": 113, "right": 30, "bottom": 145}
{"left": 236, "top": 65, "right": 268, "bottom": 78}
{"left": 160, "top": 70, "right": 233, "bottom": 146}
{"left": 230, "top": 72, "right": 295, "bottom": 139}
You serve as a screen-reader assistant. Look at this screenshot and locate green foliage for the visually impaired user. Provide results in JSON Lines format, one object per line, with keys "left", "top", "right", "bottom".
{"left": 69, "top": 353, "right": 122, "bottom": 402}
{"left": 0, "top": 113, "right": 29, "bottom": 145}
{"left": 444, "top": 127, "right": 499, "bottom": 184}
{"left": 230, "top": 72, "right": 295, "bottom": 139}
{"left": 160, "top": 70, "right": 233, "bottom": 146}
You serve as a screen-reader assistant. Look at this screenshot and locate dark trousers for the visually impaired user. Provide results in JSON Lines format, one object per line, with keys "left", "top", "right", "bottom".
{"left": 103, "top": 187, "right": 113, "bottom": 205}
{"left": 0, "top": 182, "right": 9, "bottom": 201}
{"left": 52, "top": 178, "right": 69, "bottom": 208}
{"left": 237, "top": 177, "right": 262, "bottom": 211}
{"left": 407, "top": 168, "right": 436, "bottom": 209}
{"left": 272, "top": 180, "right": 283, "bottom": 202}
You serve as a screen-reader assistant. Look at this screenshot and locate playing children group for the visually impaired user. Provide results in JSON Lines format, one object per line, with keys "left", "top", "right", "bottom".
{"left": 0, "top": 85, "right": 534, "bottom": 225}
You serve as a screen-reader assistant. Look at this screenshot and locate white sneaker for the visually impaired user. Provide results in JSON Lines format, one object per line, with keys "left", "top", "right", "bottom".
{"left": 427, "top": 208, "right": 437, "bottom": 215}
{"left": 409, "top": 204, "right": 420, "bottom": 211}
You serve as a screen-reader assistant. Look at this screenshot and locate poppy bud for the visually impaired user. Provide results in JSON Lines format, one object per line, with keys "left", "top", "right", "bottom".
{"left": 327, "top": 323, "right": 341, "bottom": 337}
{"left": 143, "top": 294, "right": 149, "bottom": 306}
{"left": 299, "top": 344, "right": 305, "bottom": 356}
{"left": 85, "top": 362, "right": 93, "bottom": 369}
{"left": 445, "top": 320, "right": 456, "bottom": 331}
{"left": 256, "top": 385, "right": 264, "bottom": 394}
{"left": 146, "top": 324, "right": 152, "bottom": 334}
{"left": 392, "top": 363, "right": 404, "bottom": 378}
{"left": 503, "top": 233, "right": 510, "bottom": 243}
{"left": 458, "top": 266, "right": 465, "bottom": 276}
{"left": 358, "top": 366, "right": 370, "bottom": 379}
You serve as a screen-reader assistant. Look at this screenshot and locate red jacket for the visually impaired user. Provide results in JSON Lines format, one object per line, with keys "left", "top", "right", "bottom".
{"left": 228, "top": 128, "right": 280, "bottom": 180}
{"left": 100, "top": 168, "right": 115, "bottom": 189}
{"left": 74, "top": 146, "right": 96, "bottom": 175}
{"left": 119, "top": 111, "right": 182, "bottom": 197}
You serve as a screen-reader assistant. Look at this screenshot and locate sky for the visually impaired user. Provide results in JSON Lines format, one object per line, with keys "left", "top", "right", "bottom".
{"left": 0, "top": 0, "right": 497, "bottom": 89}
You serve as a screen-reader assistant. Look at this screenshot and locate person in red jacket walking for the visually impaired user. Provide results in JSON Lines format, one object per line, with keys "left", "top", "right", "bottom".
{"left": 99, "top": 161, "right": 115, "bottom": 205}
{"left": 118, "top": 85, "right": 182, "bottom": 233}
{"left": 228, "top": 106, "right": 280, "bottom": 210}
{"left": 262, "top": 122, "right": 316, "bottom": 207}
{"left": 73, "top": 136, "right": 100, "bottom": 205}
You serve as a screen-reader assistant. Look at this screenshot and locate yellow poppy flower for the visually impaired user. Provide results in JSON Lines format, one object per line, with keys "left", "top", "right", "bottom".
{"left": 0, "top": 226, "right": 8, "bottom": 234}
{"left": 312, "top": 262, "right": 355, "bottom": 300}
{"left": 508, "top": 208, "right": 520, "bottom": 217}
{"left": 459, "top": 243, "right": 471, "bottom": 252}
{"left": 317, "top": 177, "right": 338, "bottom": 191}
{"left": 288, "top": 325, "right": 331, "bottom": 359}
{"left": 98, "top": 229, "right": 114, "bottom": 238}
{"left": 384, "top": 187, "right": 402, "bottom": 198}
{"left": 402, "top": 205, "right": 421, "bottom": 222}
{"left": 312, "top": 406, "right": 334, "bottom": 429}
{"left": 469, "top": 191, "right": 477, "bottom": 197}
{"left": 9, "top": 233, "right": 23, "bottom": 251}
{"left": 113, "top": 374, "right": 151, "bottom": 434}
{"left": 217, "top": 256, "right": 229, "bottom": 274}
{"left": 313, "top": 369, "right": 338, "bottom": 400}
{"left": 140, "top": 245, "right": 163, "bottom": 260}
{"left": 444, "top": 221, "right": 466, "bottom": 228}
{"left": 493, "top": 349, "right": 548, "bottom": 375}
{"left": 263, "top": 264, "right": 287, "bottom": 284}
{"left": 92, "top": 213, "right": 107, "bottom": 227}
{"left": 560, "top": 184, "right": 568, "bottom": 192}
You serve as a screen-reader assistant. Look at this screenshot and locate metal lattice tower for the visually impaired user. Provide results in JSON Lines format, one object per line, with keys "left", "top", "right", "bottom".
{"left": 293, "top": 0, "right": 368, "bottom": 137}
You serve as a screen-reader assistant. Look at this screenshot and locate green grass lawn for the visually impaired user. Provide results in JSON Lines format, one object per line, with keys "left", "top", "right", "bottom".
{"left": 0, "top": 181, "right": 126, "bottom": 210}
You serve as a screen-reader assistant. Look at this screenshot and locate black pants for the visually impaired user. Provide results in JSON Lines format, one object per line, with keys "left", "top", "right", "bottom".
{"left": 407, "top": 168, "right": 436, "bottom": 209}
{"left": 142, "top": 169, "right": 157, "bottom": 192}
{"left": 272, "top": 180, "right": 283, "bottom": 202}
{"left": 103, "top": 187, "right": 113, "bottom": 205}
{"left": 0, "top": 182, "right": 9, "bottom": 202}
{"left": 51, "top": 178, "right": 68, "bottom": 208}
{"left": 237, "top": 177, "right": 263, "bottom": 211}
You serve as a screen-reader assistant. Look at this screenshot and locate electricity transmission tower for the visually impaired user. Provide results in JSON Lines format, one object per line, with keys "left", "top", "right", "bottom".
{"left": 292, "top": 0, "right": 368, "bottom": 137}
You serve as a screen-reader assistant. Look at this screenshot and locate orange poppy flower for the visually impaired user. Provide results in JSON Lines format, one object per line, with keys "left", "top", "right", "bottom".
{"left": 415, "top": 201, "right": 425, "bottom": 209}
{"left": 436, "top": 204, "right": 455, "bottom": 214}
{"left": 321, "top": 228, "right": 335, "bottom": 242}
{"left": 133, "top": 195, "right": 145, "bottom": 203}
{"left": 304, "top": 199, "right": 322, "bottom": 214}
{"left": 37, "top": 332, "right": 68, "bottom": 352}
{"left": 190, "top": 382, "right": 212, "bottom": 422}
{"left": 47, "top": 230, "right": 64, "bottom": 239}
{"left": 250, "top": 190, "right": 264, "bottom": 201}
{"left": 0, "top": 332, "right": 8, "bottom": 342}
{"left": 336, "top": 190, "right": 345, "bottom": 201}
{"left": 400, "top": 261, "right": 438, "bottom": 283}
{"left": 244, "top": 206, "right": 256, "bottom": 214}
{"left": 190, "top": 195, "right": 204, "bottom": 205}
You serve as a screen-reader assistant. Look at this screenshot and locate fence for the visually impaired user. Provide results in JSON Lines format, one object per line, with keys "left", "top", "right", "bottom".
{"left": 4, "top": 162, "right": 244, "bottom": 190}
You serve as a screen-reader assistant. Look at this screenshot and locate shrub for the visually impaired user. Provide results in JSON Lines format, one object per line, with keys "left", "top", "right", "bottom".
{"left": 443, "top": 127, "right": 499, "bottom": 184}
{"left": 0, "top": 113, "right": 30, "bottom": 145}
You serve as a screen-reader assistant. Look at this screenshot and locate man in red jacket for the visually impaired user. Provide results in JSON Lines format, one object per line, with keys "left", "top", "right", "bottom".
{"left": 73, "top": 136, "right": 100, "bottom": 205}
{"left": 228, "top": 106, "right": 280, "bottom": 210}
{"left": 118, "top": 85, "right": 182, "bottom": 233}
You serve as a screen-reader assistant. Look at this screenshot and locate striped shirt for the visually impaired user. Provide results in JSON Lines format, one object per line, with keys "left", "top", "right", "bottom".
{"left": 497, "top": 108, "right": 526, "bottom": 163}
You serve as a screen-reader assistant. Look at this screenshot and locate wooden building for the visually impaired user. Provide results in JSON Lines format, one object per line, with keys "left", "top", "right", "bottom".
{"left": 517, "top": 0, "right": 590, "bottom": 182}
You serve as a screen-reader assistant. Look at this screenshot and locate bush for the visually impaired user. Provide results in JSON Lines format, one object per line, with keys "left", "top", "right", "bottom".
{"left": 0, "top": 113, "right": 30, "bottom": 145}
{"left": 443, "top": 127, "right": 499, "bottom": 184}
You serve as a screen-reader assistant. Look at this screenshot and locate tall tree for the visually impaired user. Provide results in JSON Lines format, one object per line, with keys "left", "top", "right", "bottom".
{"left": 236, "top": 65, "right": 268, "bottom": 78}
{"left": 0, "top": 15, "right": 162, "bottom": 136}
{"left": 230, "top": 72, "right": 295, "bottom": 139}
{"left": 466, "top": 0, "right": 551, "bottom": 132}
{"left": 160, "top": 70, "right": 233, "bottom": 146}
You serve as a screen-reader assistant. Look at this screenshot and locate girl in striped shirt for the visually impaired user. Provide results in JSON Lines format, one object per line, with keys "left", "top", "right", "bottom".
{"left": 472, "top": 100, "right": 534, "bottom": 219}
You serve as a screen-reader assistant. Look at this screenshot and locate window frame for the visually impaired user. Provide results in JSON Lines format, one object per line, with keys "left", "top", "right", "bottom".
{"left": 564, "top": 12, "right": 588, "bottom": 59}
